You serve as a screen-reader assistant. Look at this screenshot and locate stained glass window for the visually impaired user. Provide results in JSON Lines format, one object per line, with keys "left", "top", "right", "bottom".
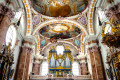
{"left": 56, "top": 45, "right": 64, "bottom": 55}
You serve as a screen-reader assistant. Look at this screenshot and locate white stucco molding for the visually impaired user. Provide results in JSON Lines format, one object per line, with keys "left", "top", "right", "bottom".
{"left": 32, "top": 19, "right": 88, "bottom": 36}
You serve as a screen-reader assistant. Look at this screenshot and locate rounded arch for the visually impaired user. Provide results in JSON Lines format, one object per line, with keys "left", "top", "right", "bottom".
{"left": 41, "top": 41, "right": 79, "bottom": 57}
{"left": 56, "top": 45, "right": 64, "bottom": 55}
{"left": 88, "top": 0, "right": 97, "bottom": 35}
{"left": 22, "top": 0, "right": 33, "bottom": 35}
{"left": 32, "top": 19, "right": 88, "bottom": 36}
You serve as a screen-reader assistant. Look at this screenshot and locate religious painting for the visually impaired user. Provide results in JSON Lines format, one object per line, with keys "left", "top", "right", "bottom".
{"left": 30, "top": 0, "right": 89, "bottom": 17}
{"left": 39, "top": 23, "right": 81, "bottom": 39}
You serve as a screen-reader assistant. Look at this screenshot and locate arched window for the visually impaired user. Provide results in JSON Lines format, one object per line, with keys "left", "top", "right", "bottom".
{"left": 72, "top": 61, "right": 80, "bottom": 76}
{"left": 41, "top": 61, "right": 48, "bottom": 76}
{"left": 5, "top": 25, "right": 16, "bottom": 49}
{"left": 11, "top": 9, "right": 22, "bottom": 23}
{"left": 56, "top": 45, "right": 64, "bottom": 55}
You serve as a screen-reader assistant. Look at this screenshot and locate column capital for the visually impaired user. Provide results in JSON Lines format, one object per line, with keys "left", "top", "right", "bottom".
{"left": 79, "top": 57, "right": 87, "bottom": 63}
{"left": 34, "top": 55, "right": 43, "bottom": 63}
{"left": 22, "top": 39, "right": 35, "bottom": 47}
{"left": 84, "top": 35, "right": 97, "bottom": 44}
{"left": 84, "top": 35, "right": 99, "bottom": 49}
{"left": 87, "top": 46, "right": 99, "bottom": 54}
{"left": 21, "top": 46, "right": 33, "bottom": 54}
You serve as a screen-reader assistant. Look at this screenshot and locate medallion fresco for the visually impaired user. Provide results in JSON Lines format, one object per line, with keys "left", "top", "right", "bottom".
{"left": 39, "top": 23, "right": 81, "bottom": 39}
{"left": 30, "top": 0, "right": 89, "bottom": 17}
{"left": 33, "top": 15, "right": 41, "bottom": 25}
{"left": 79, "top": 16, "right": 87, "bottom": 25}
{"left": 75, "top": 39, "right": 80, "bottom": 46}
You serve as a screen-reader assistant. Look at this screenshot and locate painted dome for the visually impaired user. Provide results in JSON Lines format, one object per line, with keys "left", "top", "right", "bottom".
{"left": 39, "top": 23, "right": 81, "bottom": 39}
{"left": 30, "top": 0, "right": 89, "bottom": 17}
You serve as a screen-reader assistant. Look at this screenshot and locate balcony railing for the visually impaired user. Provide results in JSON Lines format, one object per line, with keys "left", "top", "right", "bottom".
{"left": 30, "top": 75, "right": 91, "bottom": 80}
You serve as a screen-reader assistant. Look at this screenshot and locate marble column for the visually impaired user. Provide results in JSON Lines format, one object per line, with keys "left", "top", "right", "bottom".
{"left": 86, "top": 36, "right": 106, "bottom": 80}
{"left": 15, "top": 46, "right": 33, "bottom": 80}
{"left": 32, "top": 55, "right": 42, "bottom": 75}
{"left": 0, "top": 16, "right": 10, "bottom": 51}
{"left": 79, "top": 58, "right": 88, "bottom": 75}
{"left": 32, "top": 63, "right": 41, "bottom": 75}
{"left": 80, "top": 63, "right": 88, "bottom": 75}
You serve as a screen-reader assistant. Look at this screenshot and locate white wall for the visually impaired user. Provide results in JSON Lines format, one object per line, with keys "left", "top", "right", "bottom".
{"left": 10, "top": 31, "right": 22, "bottom": 80}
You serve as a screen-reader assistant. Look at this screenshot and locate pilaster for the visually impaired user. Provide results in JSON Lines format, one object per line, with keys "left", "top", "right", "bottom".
{"left": 0, "top": 16, "right": 10, "bottom": 51}
{"left": 15, "top": 40, "right": 33, "bottom": 80}
{"left": 85, "top": 35, "right": 106, "bottom": 80}
{"left": 79, "top": 57, "right": 88, "bottom": 75}
{"left": 32, "top": 56, "right": 42, "bottom": 75}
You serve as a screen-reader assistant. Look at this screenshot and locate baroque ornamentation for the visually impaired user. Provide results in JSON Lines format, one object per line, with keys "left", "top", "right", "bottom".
{"left": 47, "top": 46, "right": 73, "bottom": 77}
{"left": 102, "top": 2, "right": 120, "bottom": 48}
{"left": 33, "top": 15, "right": 41, "bottom": 25}
{"left": 29, "top": 0, "right": 89, "bottom": 17}
{"left": 0, "top": 44, "right": 14, "bottom": 80}
{"left": 39, "top": 22, "right": 81, "bottom": 39}
{"left": 88, "top": 46, "right": 98, "bottom": 53}
{"left": 77, "top": 16, "right": 87, "bottom": 26}
{"left": 102, "top": 32, "right": 120, "bottom": 48}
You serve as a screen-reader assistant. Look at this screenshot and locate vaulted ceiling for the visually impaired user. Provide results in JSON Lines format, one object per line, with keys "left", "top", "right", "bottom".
{"left": 30, "top": 0, "right": 89, "bottom": 17}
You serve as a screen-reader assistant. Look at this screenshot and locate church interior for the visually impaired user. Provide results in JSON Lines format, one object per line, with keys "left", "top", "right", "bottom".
{"left": 0, "top": 0, "right": 120, "bottom": 80}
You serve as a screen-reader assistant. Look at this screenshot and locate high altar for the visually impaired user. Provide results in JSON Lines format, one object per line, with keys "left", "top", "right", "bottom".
{"left": 47, "top": 46, "right": 73, "bottom": 77}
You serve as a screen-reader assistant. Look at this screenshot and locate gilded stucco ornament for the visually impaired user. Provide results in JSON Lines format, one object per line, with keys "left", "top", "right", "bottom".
{"left": 29, "top": 0, "right": 89, "bottom": 17}
{"left": 102, "top": 2, "right": 120, "bottom": 48}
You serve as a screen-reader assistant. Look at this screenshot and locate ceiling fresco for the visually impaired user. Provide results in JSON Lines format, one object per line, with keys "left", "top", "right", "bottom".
{"left": 30, "top": 0, "right": 89, "bottom": 17}
{"left": 39, "top": 23, "right": 81, "bottom": 39}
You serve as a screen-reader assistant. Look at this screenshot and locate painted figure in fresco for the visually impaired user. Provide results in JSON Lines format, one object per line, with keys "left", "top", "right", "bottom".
{"left": 30, "top": 0, "right": 89, "bottom": 17}
{"left": 39, "top": 23, "right": 81, "bottom": 39}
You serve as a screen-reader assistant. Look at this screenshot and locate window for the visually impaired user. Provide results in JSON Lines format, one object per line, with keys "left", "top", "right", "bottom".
{"left": 98, "top": 10, "right": 109, "bottom": 23}
{"left": 72, "top": 62, "right": 80, "bottom": 76}
{"left": 98, "top": 10, "right": 106, "bottom": 20}
{"left": 41, "top": 61, "right": 48, "bottom": 76}
{"left": 5, "top": 25, "right": 16, "bottom": 49}
{"left": 11, "top": 9, "right": 22, "bottom": 23}
{"left": 56, "top": 45, "right": 64, "bottom": 55}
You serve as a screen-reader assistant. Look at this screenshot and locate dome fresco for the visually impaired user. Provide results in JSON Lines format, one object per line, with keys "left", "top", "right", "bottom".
{"left": 39, "top": 23, "right": 81, "bottom": 39}
{"left": 30, "top": 0, "right": 89, "bottom": 17}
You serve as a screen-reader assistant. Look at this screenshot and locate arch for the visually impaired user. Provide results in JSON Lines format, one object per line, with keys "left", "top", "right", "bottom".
{"left": 32, "top": 19, "right": 88, "bottom": 35}
{"left": 88, "top": 0, "right": 97, "bottom": 35}
{"left": 41, "top": 41, "right": 79, "bottom": 57}
{"left": 56, "top": 45, "right": 64, "bottom": 55}
{"left": 22, "top": 0, "right": 33, "bottom": 35}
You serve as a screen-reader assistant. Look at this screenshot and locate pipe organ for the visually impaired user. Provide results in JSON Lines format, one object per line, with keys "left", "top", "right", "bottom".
{"left": 47, "top": 46, "right": 73, "bottom": 77}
